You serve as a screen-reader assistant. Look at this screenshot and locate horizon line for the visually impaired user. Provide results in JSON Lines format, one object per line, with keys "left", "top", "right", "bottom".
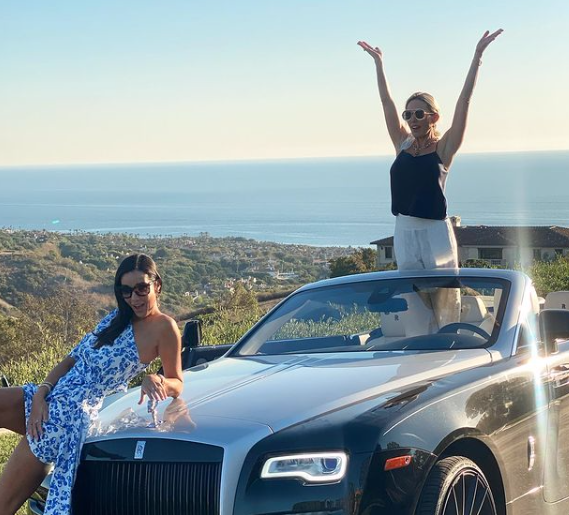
{"left": 1, "top": 147, "right": 569, "bottom": 170}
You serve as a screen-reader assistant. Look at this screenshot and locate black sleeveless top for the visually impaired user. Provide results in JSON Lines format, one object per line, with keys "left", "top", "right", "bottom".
{"left": 390, "top": 150, "right": 449, "bottom": 220}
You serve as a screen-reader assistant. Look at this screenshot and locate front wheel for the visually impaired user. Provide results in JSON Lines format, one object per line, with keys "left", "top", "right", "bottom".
{"left": 416, "top": 456, "right": 498, "bottom": 515}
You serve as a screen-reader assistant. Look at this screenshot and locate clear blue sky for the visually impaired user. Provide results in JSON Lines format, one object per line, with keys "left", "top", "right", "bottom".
{"left": 0, "top": 0, "right": 567, "bottom": 165}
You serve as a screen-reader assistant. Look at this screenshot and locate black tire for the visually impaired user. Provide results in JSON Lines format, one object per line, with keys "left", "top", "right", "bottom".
{"left": 416, "top": 456, "right": 498, "bottom": 515}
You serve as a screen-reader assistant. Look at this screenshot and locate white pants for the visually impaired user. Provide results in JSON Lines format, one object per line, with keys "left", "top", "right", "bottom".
{"left": 394, "top": 215, "right": 460, "bottom": 330}
{"left": 394, "top": 214, "right": 458, "bottom": 270}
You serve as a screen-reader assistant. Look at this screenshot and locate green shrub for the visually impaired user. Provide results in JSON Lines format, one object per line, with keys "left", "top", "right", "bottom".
{"left": 529, "top": 257, "right": 569, "bottom": 297}
{"left": 462, "top": 259, "right": 495, "bottom": 268}
{"left": 273, "top": 310, "right": 381, "bottom": 340}
{"left": 0, "top": 293, "right": 97, "bottom": 385}
{"left": 201, "top": 283, "right": 262, "bottom": 345}
{"left": 329, "top": 248, "right": 377, "bottom": 278}
{"left": 3, "top": 343, "right": 73, "bottom": 386}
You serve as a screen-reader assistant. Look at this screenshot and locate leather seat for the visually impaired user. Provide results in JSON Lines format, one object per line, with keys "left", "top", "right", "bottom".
{"left": 544, "top": 291, "right": 569, "bottom": 310}
{"left": 460, "top": 295, "right": 488, "bottom": 324}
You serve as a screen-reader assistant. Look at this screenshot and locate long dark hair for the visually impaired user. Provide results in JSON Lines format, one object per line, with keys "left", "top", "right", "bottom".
{"left": 95, "top": 254, "right": 163, "bottom": 347}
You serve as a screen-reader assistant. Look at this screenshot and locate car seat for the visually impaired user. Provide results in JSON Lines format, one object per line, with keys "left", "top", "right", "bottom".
{"left": 545, "top": 291, "right": 569, "bottom": 310}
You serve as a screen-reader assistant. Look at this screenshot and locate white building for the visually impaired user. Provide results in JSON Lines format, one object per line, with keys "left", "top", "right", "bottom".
{"left": 371, "top": 219, "right": 569, "bottom": 268}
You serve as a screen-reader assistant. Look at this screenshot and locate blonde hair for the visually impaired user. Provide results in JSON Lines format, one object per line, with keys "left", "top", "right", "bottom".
{"left": 405, "top": 92, "right": 441, "bottom": 138}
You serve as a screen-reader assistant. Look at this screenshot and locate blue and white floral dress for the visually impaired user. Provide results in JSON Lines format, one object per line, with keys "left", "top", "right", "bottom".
{"left": 22, "top": 310, "right": 148, "bottom": 515}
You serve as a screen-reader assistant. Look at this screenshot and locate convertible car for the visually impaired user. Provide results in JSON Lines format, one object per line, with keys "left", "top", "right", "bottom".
{"left": 28, "top": 268, "right": 569, "bottom": 515}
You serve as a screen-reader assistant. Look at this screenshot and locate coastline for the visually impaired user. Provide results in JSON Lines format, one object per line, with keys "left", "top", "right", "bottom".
{"left": 1, "top": 152, "right": 569, "bottom": 247}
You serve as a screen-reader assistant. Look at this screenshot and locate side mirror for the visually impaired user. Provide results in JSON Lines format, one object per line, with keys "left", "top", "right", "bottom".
{"left": 539, "top": 309, "right": 569, "bottom": 355}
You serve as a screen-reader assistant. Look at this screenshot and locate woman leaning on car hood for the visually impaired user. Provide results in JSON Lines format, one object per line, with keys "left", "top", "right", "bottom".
{"left": 0, "top": 253, "right": 183, "bottom": 515}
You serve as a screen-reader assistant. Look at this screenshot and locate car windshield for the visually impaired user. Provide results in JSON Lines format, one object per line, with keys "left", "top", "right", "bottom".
{"left": 234, "top": 276, "right": 508, "bottom": 356}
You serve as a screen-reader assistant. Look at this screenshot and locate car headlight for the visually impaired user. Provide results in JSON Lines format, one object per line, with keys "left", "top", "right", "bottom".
{"left": 261, "top": 452, "right": 348, "bottom": 483}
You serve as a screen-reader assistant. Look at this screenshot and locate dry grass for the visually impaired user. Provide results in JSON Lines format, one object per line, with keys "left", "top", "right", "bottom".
{"left": 0, "top": 432, "right": 27, "bottom": 515}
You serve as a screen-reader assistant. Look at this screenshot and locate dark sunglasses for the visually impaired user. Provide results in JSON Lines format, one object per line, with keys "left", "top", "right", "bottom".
{"left": 402, "top": 109, "right": 434, "bottom": 121}
{"left": 117, "top": 280, "right": 155, "bottom": 299}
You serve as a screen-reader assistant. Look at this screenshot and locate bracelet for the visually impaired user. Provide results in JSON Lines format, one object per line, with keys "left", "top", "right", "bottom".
{"left": 38, "top": 382, "right": 54, "bottom": 394}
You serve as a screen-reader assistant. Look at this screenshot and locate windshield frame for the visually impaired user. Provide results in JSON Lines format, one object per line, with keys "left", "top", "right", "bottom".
{"left": 229, "top": 275, "right": 511, "bottom": 357}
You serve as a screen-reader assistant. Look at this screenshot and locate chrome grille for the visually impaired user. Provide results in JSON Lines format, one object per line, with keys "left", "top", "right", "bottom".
{"left": 71, "top": 440, "right": 222, "bottom": 515}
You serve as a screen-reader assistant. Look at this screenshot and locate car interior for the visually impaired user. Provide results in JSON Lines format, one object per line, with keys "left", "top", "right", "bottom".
{"left": 236, "top": 278, "right": 507, "bottom": 356}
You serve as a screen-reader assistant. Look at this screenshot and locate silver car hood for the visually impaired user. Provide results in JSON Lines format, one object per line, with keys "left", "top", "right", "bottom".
{"left": 89, "top": 349, "right": 491, "bottom": 443}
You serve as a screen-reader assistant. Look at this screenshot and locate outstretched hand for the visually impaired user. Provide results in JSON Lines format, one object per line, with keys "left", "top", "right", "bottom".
{"left": 357, "top": 41, "right": 383, "bottom": 63}
{"left": 138, "top": 373, "right": 168, "bottom": 404}
{"left": 475, "top": 29, "right": 503, "bottom": 56}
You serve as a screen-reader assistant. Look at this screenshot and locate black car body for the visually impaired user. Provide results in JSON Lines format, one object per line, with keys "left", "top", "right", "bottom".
{"left": 29, "top": 269, "right": 569, "bottom": 515}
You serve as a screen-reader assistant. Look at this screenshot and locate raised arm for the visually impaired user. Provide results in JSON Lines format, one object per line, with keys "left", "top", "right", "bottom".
{"left": 439, "top": 29, "right": 504, "bottom": 167}
{"left": 358, "top": 41, "right": 409, "bottom": 152}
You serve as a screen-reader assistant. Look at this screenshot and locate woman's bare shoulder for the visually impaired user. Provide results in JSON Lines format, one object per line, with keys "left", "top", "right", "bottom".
{"left": 155, "top": 313, "right": 181, "bottom": 336}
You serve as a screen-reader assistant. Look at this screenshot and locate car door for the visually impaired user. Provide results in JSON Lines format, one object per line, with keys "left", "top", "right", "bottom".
{"left": 544, "top": 336, "right": 569, "bottom": 503}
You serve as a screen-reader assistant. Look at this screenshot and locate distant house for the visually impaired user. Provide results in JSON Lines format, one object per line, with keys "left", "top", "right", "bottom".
{"left": 371, "top": 218, "right": 569, "bottom": 268}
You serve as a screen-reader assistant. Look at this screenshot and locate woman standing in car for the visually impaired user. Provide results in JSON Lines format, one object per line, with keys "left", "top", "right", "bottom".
{"left": 358, "top": 30, "right": 502, "bottom": 328}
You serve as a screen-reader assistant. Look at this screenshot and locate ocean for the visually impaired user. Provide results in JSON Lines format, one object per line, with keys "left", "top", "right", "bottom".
{"left": 0, "top": 151, "right": 568, "bottom": 247}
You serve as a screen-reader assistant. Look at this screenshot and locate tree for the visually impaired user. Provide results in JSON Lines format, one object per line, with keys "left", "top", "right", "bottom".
{"left": 200, "top": 283, "right": 261, "bottom": 345}
{"left": 329, "top": 248, "right": 377, "bottom": 278}
{"left": 0, "top": 293, "right": 97, "bottom": 383}
{"left": 529, "top": 256, "right": 569, "bottom": 297}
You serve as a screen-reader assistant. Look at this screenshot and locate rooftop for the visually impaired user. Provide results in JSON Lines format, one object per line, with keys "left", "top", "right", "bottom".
{"left": 371, "top": 225, "right": 569, "bottom": 248}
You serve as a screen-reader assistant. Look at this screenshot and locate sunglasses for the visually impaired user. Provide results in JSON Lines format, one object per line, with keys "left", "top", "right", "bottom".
{"left": 117, "top": 280, "right": 155, "bottom": 299}
{"left": 402, "top": 109, "right": 434, "bottom": 121}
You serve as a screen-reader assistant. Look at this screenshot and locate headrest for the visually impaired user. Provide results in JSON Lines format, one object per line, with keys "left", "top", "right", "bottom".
{"left": 381, "top": 311, "right": 405, "bottom": 337}
{"left": 461, "top": 295, "right": 487, "bottom": 323}
{"left": 545, "top": 291, "right": 569, "bottom": 310}
{"left": 494, "top": 289, "right": 502, "bottom": 309}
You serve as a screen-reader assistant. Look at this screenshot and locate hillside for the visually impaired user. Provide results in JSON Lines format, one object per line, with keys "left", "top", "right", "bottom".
{"left": 0, "top": 229, "right": 351, "bottom": 319}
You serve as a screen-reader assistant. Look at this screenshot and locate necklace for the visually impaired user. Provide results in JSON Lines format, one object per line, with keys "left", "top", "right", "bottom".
{"left": 412, "top": 137, "right": 438, "bottom": 156}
